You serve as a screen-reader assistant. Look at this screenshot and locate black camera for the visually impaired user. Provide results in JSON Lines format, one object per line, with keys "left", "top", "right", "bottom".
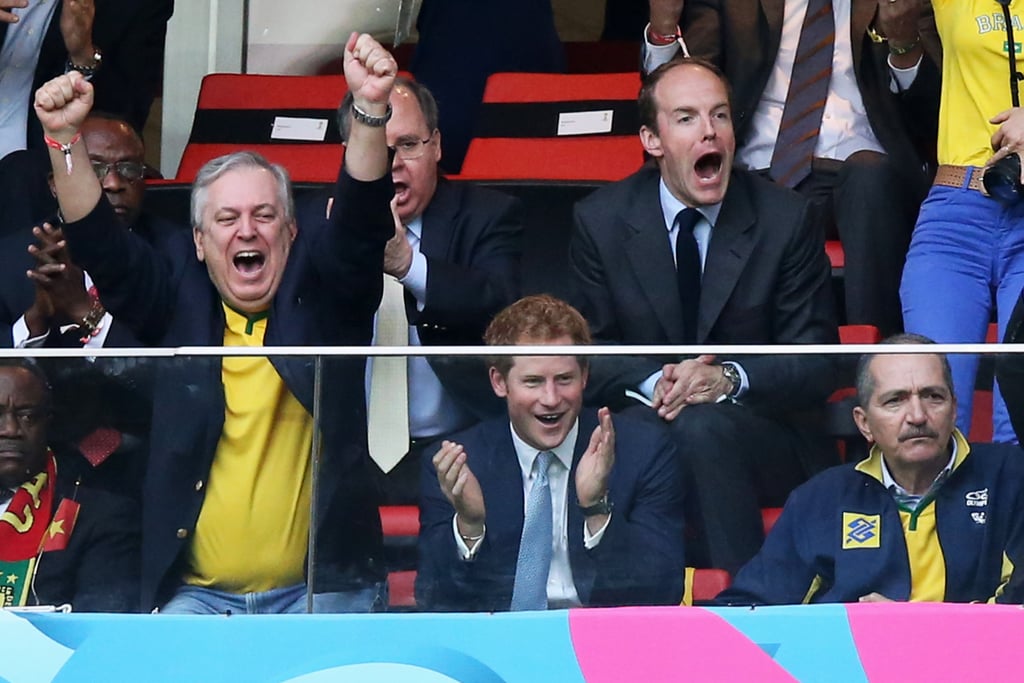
{"left": 983, "top": 153, "right": 1023, "bottom": 204}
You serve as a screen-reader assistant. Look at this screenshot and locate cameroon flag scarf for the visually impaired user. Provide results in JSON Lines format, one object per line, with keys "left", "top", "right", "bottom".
{"left": 0, "top": 454, "right": 79, "bottom": 607}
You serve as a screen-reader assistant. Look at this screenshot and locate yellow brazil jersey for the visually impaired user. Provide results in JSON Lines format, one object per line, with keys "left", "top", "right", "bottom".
{"left": 184, "top": 305, "right": 314, "bottom": 593}
{"left": 934, "top": 0, "right": 1024, "bottom": 165}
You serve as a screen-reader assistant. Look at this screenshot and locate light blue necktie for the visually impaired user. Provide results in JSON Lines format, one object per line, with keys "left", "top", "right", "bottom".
{"left": 510, "top": 450, "right": 554, "bottom": 611}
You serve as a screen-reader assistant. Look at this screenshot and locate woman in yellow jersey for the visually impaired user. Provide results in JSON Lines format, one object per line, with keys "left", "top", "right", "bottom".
{"left": 900, "top": 0, "right": 1024, "bottom": 444}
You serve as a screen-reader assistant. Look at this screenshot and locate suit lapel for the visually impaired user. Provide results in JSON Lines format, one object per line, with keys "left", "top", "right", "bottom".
{"left": 760, "top": 0, "right": 786, "bottom": 55}
{"left": 418, "top": 179, "right": 457, "bottom": 260}
{"left": 699, "top": 172, "right": 758, "bottom": 341}
{"left": 622, "top": 173, "right": 687, "bottom": 342}
{"left": 850, "top": 0, "right": 878, "bottom": 68}
{"left": 478, "top": 424, "right": 526, "bottom": 544}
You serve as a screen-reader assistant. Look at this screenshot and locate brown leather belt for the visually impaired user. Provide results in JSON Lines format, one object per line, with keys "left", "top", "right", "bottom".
{"left": 933, "top": 164, "right": 988, "bottom": 194}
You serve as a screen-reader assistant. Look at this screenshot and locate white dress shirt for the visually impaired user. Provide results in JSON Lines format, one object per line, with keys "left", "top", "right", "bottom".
{"left": 0, "top": 0, "right": 59, "bottom": 159}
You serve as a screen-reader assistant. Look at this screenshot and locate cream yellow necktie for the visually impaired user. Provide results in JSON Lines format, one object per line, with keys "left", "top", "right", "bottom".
{"left": 367, "top": 274, "right": 411, "bottom": 472}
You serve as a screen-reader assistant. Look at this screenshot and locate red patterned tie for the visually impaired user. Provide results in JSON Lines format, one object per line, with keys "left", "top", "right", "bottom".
{"left": 769, "top": 0, "right": 835, "bottom": 188}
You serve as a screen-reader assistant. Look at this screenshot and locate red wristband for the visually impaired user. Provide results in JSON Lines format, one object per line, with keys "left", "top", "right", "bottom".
{"left": 43, "top": 131, "right": 82, "bottom": 175}
{"left": 648, "top": 25, "right": 682, "bottom": 46}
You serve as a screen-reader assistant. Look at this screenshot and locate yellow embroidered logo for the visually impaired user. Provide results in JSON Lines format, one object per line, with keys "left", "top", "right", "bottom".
{"left": 842, "top": 513, "right": 880, "bottom": 549}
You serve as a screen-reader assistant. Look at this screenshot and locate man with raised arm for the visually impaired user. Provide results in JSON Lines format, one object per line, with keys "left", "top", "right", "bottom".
{"left": 33, "top": 32, "right": 396, "bottom": 613}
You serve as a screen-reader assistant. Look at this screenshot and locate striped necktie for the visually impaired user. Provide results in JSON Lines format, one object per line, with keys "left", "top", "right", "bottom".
{"left": 510, "top": 450, "right": 554, "bottom": 611}
{"left": 769, "top": 0, "right": 835, "bottom": 188}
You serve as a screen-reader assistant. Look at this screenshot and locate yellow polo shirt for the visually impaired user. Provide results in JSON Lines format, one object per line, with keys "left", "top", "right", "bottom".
{"left": 184, "top": 305, "right": 313, "bottom": 593}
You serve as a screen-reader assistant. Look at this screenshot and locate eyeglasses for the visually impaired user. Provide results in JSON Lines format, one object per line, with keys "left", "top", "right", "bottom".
{"left": 0, "top": 407, "right": 47, "bottom": 429}
{"left": 91, "top": 160, "right": 146, "bottom": 182}
{"left": 388, "top": 136, "right": 434, "bottom": 161}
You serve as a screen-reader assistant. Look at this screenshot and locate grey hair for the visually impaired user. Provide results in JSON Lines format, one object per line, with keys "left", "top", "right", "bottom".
{"left": 337, "top": 76, "right": 439, "bottom": 142}
{"left": 190, "top": 151, "right": 295, "bottom": 230}
{"left": 855, "top": 333, "right": 954, "bottom": 407}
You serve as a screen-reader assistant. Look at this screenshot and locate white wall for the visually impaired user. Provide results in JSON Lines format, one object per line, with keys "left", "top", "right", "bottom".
{"left": 159, "top": 0, "right": 410, "bottom": 176}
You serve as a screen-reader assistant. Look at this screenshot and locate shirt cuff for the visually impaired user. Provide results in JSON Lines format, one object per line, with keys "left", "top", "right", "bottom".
{"left": 583, "top": 512, "right": 611, "bottom": 549}
{"left": 721, "top": 360, "right": 749, "bottom": 399}
{"left": 13, "top": 316, "right": 47, "bottom": 348}
{"left": 888, "top": 56, "right": 921, "bottom": 92}
{"left": 642, "top": 23, "right": 686, "bottom": 74}
{"left": 400, "top": 251, "right": 428, "bottom": 312}
{"left": 639, "top": 371, "right": 661, "bottom": 401}
{"left": 453, "top": 515, "right": 485, "bottom": 560}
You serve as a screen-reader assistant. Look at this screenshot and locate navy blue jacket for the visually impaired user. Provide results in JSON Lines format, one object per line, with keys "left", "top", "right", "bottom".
{"left": 417, "top": 410, "right": 685, "bottom": 611}
{"left": 720, "top": 434, "right": 1024, "bottom": 605}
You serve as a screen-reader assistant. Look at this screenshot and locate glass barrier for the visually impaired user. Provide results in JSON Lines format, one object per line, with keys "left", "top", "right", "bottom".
{"left": 0, "top": 342, "right": 1020, "bottom": 615}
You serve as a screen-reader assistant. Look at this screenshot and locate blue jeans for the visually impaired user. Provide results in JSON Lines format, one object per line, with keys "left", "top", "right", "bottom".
{"left": 158, "top": 582, "right": 385, "bottom": 614}
{"left": 900, "top": 180, "right": 1024, "bottom": 443}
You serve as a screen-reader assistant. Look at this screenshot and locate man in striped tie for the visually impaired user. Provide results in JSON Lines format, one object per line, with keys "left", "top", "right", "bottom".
{"left": 417, "top": 295, "right": 685, "bottom": 612}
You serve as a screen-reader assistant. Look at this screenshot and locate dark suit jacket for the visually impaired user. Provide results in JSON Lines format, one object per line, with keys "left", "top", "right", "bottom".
{"left": 0, "top": 0, "right": 173, "bottom": 146}
{"left": 411, "top": 179, "right": 524, "bottom": 421}
{"left": 416, "top": 410, "right": 686, "bottom": 611}
{"left": 62, "top": 167, "right": 393, "bottom": 610}
{"left": 31, "top": 472, "right": 141, "bottom": 612}
{"left": 571, "top": 165, "right": 838, "bottom": 413}
{"left": 682, "top": 0, "right": 940, "bottom": 189}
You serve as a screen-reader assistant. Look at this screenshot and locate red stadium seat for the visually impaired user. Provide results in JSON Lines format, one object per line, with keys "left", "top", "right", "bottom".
{"left": 455, "top": 72, "right": 645, "bottom": 182}
{"left": 175, "top": 73, "right": 347, "bottom": 183}
{"left": 761, "top": 507, "right": 783, "bottom": 536}
{"left": 379, "top": 505, "right": 420, "bottom": 538}
{"left": 682, "top": 567, "right": 731, "bottom": 606}
{"left": 387, "top": 570, "right": 417, "bottom": 610}
{"left": 838, "top": 324, "right": 882, "bottom": 345}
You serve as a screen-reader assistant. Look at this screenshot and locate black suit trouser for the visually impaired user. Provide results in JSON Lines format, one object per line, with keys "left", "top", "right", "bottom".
{"left": 796, "top": 150, "right": 921, "bottom": 337}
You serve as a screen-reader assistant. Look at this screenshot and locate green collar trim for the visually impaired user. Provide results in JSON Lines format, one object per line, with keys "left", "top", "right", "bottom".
{"left": 224, "top": 303, "right": 269, "bottom": 336}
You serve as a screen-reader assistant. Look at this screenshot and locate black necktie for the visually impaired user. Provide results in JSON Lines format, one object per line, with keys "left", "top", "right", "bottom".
{"left": 675, "top": 208, "right": 702, "bottom": 344}
{"left": 769, "top": 0, "right": 835, "bottom": 188}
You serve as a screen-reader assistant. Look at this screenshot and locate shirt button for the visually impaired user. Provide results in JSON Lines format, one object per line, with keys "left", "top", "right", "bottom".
{"left": 194, "top": 480, "right": 204, "bottom": 492}
{"left": 176, "top": 528, "right": 189, "bottom": 539}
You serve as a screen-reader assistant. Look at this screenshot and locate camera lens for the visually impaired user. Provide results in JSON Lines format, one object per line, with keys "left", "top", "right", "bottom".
{"left": 983, "top": 153, "right": 1023, "bottom": 204}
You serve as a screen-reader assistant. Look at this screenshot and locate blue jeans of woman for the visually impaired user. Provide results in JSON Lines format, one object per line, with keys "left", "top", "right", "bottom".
{"left": 901, "top": 179, "right": 1024, "bottom": 443}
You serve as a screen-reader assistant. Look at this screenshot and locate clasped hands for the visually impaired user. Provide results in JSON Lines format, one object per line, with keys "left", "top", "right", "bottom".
{"left": 651, "top": 354, "right": 734, "bottom": 422}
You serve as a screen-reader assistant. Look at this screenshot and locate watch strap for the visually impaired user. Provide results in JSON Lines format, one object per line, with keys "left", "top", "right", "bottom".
{"left": 579, "top": 495, "right": 613, "bottom": 517}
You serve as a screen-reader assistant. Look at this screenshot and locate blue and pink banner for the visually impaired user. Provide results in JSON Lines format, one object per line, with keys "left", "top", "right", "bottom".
{"left": 2, "top": 603, "right": 1022, "bottom": 682}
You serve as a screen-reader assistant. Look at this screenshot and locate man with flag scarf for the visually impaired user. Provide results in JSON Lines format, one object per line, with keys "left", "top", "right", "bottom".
{"left": 0, "top": 359, "right": 139, "bottom": 611}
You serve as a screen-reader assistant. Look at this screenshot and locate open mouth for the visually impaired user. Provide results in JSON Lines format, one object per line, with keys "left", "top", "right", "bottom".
{"left": 233, "top": 250, "right": 266, "bottom": 275}
{"left": 393, "top": 181, "right": 410, "bottom": 204}
{"left": 536, "top": 412, "right": 564, "bottom": 426}
{"left": 695, "top": 152, "right": 723, "bottom": 181}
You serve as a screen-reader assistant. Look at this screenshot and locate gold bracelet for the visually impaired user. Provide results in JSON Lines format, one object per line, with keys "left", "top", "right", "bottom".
{"left": 78, "top": 299, "right": 106, "bottom": 344}
{"left": 888, "top": 36, "right": 921, "bottom": 56}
